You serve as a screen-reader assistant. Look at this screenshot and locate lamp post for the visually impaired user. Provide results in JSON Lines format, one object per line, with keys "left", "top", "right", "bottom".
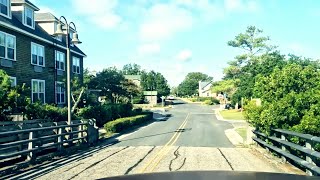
{"left": 53, "top": 16, "right": 82, "bottom": 125}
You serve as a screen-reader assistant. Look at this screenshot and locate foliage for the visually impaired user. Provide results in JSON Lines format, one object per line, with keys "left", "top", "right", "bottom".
{"left": 211, "top": 79, "right": 239, "bottom": 98}
{"left": 77, "top": 103, "right": 133, "bottom": 127}
{"left": 140, "top": 71, "right": 170, "bottom": 98}
{"left": 178, "top": 72, "right": 212, "bottom": 96}
{"left": 24, "top": 103, "right": 71, "bottom": 122}
{"left": 0, "top": 70, "right": 30, "bottom": 121}
{"left": 245, "top": 62, "right": 320, "bottom": 135}
{"left": 121, "top": 63, "right": 143, "bottom": 75}
{"left": 88, "top": 67, "right": 134, "bottom": 103}
{"left": 204, "top": 100, "right": 214, "bottom": 105}
{"left": 104, "top": 112, "right": 153, "bottom": 133}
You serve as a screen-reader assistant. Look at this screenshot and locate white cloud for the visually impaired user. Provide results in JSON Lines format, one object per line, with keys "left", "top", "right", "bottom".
{"left": 176, "top": 49, "right": 192, "bottom": 62}
{"left": 139, "top": 4, "right": 193, "bottom": 42}
{"left": 138, "top": 43, "right": 161, "bottom": 55}
{"left": 224, "top": 0, "right": 259, "bottom": 12}
{"left": 71, "top": 0, "right": 122, "bottom": 30}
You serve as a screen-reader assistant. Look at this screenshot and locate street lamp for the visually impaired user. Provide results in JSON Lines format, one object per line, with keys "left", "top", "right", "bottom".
{"left": 54, "top": 16, "right": 82, "bottom": 125}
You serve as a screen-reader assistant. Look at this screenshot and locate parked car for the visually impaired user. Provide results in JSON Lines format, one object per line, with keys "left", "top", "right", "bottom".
{"left": 168, "top": 95, "right": 175, "bottom": 100}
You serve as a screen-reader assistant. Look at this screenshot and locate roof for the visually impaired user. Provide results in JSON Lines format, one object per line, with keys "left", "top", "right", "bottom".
{"left": 0, "top": 12, "right": 86, "bottom": 57}
{"left": 11, "top": 0, "right": 40, "bottom": 11}
{"left": 124, "top": 75, "right": 141, "bottom": 81}
{"left": 35, "top": 12, "right": 58, "bottom": 22}
{"left": 143, "top": 91, "right": 157, "bottom": 96}
{"left": 199, "top": 81, "right": 212, "bottom": 90}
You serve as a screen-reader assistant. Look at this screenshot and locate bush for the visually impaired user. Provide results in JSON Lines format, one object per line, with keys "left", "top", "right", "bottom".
{"left": 204, "top": 100, "right": 213, "bottom": 105}
{"left": 25, "top": 103, "right": 71, "bottom": 121}
{"left": 77, "top": 103, "right": 133, "bottom": 127}
{"left": 104, "top": 112, "right": 153, "bottom": 133}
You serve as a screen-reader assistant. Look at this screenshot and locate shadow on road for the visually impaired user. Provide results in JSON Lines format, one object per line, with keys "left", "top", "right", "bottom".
{"left": 3, "top": 140, "right": 120, "bottom": 180}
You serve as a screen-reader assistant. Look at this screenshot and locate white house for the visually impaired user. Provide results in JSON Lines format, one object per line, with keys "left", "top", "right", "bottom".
{"left": 198, "top": 81, "right": 216, "bottom": 97}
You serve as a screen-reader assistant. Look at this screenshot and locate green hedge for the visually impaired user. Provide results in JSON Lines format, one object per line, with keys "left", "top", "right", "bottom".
{"left": 104, "top": 112, "right": 153, "bottom": 133}
{"left": 78, "top": 103, "right": 133, "bottom": 127}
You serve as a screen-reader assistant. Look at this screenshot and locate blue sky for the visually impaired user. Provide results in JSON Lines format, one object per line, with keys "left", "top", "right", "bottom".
{"left": 31, "top": 0, "right": 320, "bottom": 86}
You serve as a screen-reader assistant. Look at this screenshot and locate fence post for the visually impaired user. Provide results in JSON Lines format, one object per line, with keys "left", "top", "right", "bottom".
{"left": 68, "top": 121, "right": 73, "bottom": 146}
{"left": 281, "top": 133, "right": 287, "bottom": 163}
{"left": 57, "top": 128, "right": 63, "bottom": 151}
{"left": 305, "top": 140, "right": 315, "bottom": 176}
{"left": 27, "top": 131, "right": 34, "bottom": 161}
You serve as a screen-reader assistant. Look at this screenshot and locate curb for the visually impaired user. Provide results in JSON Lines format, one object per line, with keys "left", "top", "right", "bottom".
{"left": 214, "top": 109, "right": 247, "bottom": 123}
{"left": 224, "top": 127, "right": 244, "bottom": 147}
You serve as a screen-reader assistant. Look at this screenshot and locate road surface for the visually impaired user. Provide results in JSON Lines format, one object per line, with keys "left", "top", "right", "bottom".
{"left": 5, "top": 100, "right": 300, "bottom": 179}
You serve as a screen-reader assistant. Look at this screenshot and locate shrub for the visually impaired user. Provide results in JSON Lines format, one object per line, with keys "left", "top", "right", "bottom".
{"left": 104, "top": 112, "right": 153, "bottom": 133}
{"left": 25, "top": 103, "right": 71, "bottom": 121}
{"left": 204, "top": 100, "right": 213, "bottom": 105}
{"left": 77, "top": 103, "right": 133, "bottom": 127}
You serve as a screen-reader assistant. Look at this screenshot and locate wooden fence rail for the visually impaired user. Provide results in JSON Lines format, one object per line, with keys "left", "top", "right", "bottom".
{"left": 253, "top": 129, "right": 320, "bottom": 176}
{"left": 0, "top": 119, "right": 98, "bottom": 173}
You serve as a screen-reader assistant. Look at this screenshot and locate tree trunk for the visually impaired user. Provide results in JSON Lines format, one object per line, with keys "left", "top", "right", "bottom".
{"left": 71, "top": 88, "right": 85, "bottom": 113}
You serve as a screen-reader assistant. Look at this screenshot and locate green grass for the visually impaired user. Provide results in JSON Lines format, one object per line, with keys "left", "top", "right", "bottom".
{"left": 219, "top": 109, "right": 246, "bottom": 120}
{"left": 235, "top": 127, "right": 247, "bottom": 140}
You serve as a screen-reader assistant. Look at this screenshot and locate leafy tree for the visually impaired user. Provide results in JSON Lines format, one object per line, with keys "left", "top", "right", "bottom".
{"left": 121, "top": 63, "right": 143, "bottom": 75}
{"left": 245, "top": 62, "right": 320, "bottom": 136}
{"left": 140, "top": 71, "right": 170, "bottom": 98}
{"left": 0, "top": 70, "right": 29, "bottom": 121}
{"left": 178, "top": 72, "right": 212, "bottom": 96}
{"left": 211, "top": 79, "right": 239, "bottom": 98}
{"left": 89, "top": 67, "right": 127, "bottom": 103}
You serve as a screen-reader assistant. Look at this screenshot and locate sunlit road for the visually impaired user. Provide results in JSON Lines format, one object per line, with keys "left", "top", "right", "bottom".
{"left": 5, "top": 100, "right": 298, "bottom": 179}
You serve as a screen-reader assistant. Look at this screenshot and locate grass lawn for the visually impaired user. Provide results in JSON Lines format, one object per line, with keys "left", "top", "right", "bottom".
{"left": 219, "top": 109, "right": 246, "bottom": 120}
{"left": 235, "top": 127, "right": 247, "bottom": 140}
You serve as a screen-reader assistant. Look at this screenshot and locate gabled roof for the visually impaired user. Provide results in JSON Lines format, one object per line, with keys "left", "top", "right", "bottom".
{"left": 34, "top": 12, "right": 58, "bottom": 22}
{"left": 124, "top": 75, "right": 141, "bottom": 81}
{"left": 11, "top": 0, "right": 40, "bottom": 11}
{"left": 0, "top": 12, "right": 86, "bottom": 57}
{"left": 199, "top": 81, "right": 212, "bottom": 90}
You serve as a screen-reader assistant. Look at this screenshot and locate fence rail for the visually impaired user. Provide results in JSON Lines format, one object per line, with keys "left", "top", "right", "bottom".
{"left": 253, "top": 129, "right": 320, "bottom": 176}
{"left": 0, "top": 119, "right": 98, "bottom": 173}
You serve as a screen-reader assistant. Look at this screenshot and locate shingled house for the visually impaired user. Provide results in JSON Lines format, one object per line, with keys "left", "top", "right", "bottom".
{"left": 0, "top": 0, "right": 86, "bottom": 105}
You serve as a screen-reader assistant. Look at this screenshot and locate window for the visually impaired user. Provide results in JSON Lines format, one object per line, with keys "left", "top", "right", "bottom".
{"left": 24, "top": 6, "right": 34, "bottom": 28}
{"left": 32, "top": 79, "right": 45, "bottom": 103}
{"left": 0, "top": 31, "right": 16, "bottom": 60}
{"left": 72, "top": 57, "right": 80, "bottom": 74}
{"left": 55, "top": 51, "right": 65, "bottom": 71}
{"left": 0, "top": 0, "right": 10, "bottom": 18}
{"left": 56, "top": 81, "right": 65, "bottom": 104}
{"left": 31, "top": 43, "right": 45, "bottom": 66}
{"left": 9, "top": 76, "right": 16, "bottom": 87}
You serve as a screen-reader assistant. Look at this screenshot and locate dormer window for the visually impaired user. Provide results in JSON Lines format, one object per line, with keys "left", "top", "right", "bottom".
{"left": 0, "top": 0, "right": 10, "bottom": 18}
{"left": 24, "top": 6, "right": 34, "bottom": 28}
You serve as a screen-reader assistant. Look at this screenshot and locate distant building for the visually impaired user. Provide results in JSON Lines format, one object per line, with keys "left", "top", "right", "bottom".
{"left": 198, "top": 81, "right": 216, "bottom": 97}
{"left": 143, "top": 91, "right": 157, "bottom": 105}
{"left": 124, "top": 75, "right": 141, "bottom": 87}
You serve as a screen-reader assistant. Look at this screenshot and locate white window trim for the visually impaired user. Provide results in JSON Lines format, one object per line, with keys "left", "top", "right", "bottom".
{"left": 55, "top": 35, "right": 62, "bottom": 42}
{"left": 0, "top": 31, "right": 16, "bottom": 61}
{"left": 55, "top": 81, "right": 65, "bottom": 104}
{"left": 9, "top": 76, "right": 16, "bottom": 87}
{"left": 72, "top": 56, "right": 80, "bottom": 74}
{"left": 55, "top": 50, "right": 65, "bottom": 71}
{"left": 22, "top": 6, "right": 35, "bottom": 29}
{"left": 31, "top": 42, "right": 45, "bottom": 67}
{"left": 31, "top": 79, "right": 45, "bottom": 103}
{"left": 0, "top": 0, "right": 11, "bottom": 19}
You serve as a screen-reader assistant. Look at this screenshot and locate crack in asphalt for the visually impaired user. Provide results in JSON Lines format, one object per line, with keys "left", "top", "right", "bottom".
{"left": 169, "top": 146, "right": 186, "bottom": 171}
{"left": 67, "top": 146, "right": 129, "bottom": 180}
{"left": 217, "top": 148, "right": 234, "bottom": 170}
{"left": 124, "top": 146, "right": 156, "bottom": 175}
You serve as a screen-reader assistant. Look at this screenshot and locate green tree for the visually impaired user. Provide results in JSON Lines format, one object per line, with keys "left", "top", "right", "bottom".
{"left": 140, "top": 71, "right": 170, "bottom": 98}
{"left": 89, "top": 67, "right": 125, "bottom": 103}
{"left": 0, "top": 70, "right": 29, "bottom": 121}
{"left": 178, "top": 72, "right": 212, "bottom": 96}
{"left": 121, "top": 63, "right": 143, "bottom": 75}
{"left": 211, "top": 79, "right": 239, "bottom": 98}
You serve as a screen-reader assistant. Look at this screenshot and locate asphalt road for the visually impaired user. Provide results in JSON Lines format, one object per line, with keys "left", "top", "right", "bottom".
{"left": 4, "top": 100, "right": 300, "bottom": 180}
{"left": 114, "top": 100, "right": 233, "bottom": 147}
